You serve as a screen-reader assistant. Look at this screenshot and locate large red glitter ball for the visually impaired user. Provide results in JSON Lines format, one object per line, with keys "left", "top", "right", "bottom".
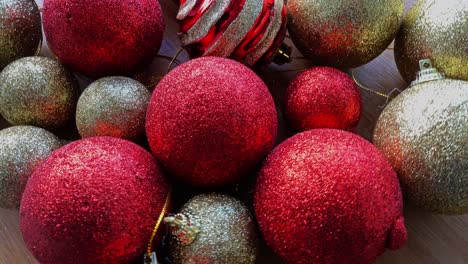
{"left": 43, "top": 0, "right": 165, "bottom": 78}
{"left": 20, "top": 137, "right": 170, "bottom": 264}
{"left": 146, "top": 57, "right": 277, "bottom": 187}
{"left": 285, "top": 67, "right": 361, "bottom": 132}
{"left": 254, "top": 129, "right": 407, "bottom": 264}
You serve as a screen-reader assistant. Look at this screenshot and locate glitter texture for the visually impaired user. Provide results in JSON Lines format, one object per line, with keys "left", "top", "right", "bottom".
{"left": 285, "top": 67, "right": 361, "bottom": 132}
{"left": 0, "top": 0, "right": 41, "bottom": 69}
{"left": 0, "top": 126, "right": 62, "bottom": 209}
{"left": 395, "top": 0, "right": 468, "bottom": 82}
{"left": 0, "top": 56, "right": 79, "bottom": 129}
{"left": 42, "top": 0, "right": 165, "bottom": 78}
{"left": 146, "top": 57, "right": 277, "bottom": 187}
{"left": 287, "top": 0, "right": 404, "bottom": 68}
{"left": 20, "top": 137, "right": 170, "bottom": 264}
{"left": 373, "top": 78, "right": 468, "bottom": 214}
{"left": 178, "top": 0, "right": 287, "bottom": 66}
{"left": 254, "top": 129, "right": 406, "bottom": 264}
{"left": 76, "top": 77, "right": 150, "bottom": 141}
{"left": 168, "top": 193, "right": 258, "bottom": 264}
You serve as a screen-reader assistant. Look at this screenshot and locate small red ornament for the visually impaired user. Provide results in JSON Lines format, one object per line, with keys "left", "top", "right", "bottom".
{"left": 146, "top": 57, "right": 277, "bottom": 187}
{"left": 285, "top": 67, "right": 361, "bottom": 132}
{"left": 43, "top": 0, "right": 165, "bottom": 78}
{"left": 177, "top": 0, "right": 290, "bottom": 66}
{"left": 20, "top": 137, "right": 170, "bottom": 264}
{"left": 254, "top": 129, "right": 406, "bottom": 264}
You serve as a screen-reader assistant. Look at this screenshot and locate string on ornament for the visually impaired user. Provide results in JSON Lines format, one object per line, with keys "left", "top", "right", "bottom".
{"left": 351, "top": 69, "right": 402, "bottom": 109}
{"left": 145, "top": 189, "right": 172, "bottom": 264}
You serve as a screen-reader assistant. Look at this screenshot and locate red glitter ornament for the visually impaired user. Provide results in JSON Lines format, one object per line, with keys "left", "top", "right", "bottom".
{"left": 42, "top": 0, "right": 165, "bottom": 78}
{"left": 20, "top": 137, "right": 170, "bottom": 264}
{"left": 146, "top": 57, "right": 277, "bottom": 187}
{"left": 254, "top": 129, "right": 406, "bottom": 264}
{"left": 285, "top": 67, "right": 361, "bottom": 132}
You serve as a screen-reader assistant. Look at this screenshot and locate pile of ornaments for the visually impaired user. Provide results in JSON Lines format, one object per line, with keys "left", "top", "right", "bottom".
{"left": 0, "top": 0, "right": 466, "bottom": 263}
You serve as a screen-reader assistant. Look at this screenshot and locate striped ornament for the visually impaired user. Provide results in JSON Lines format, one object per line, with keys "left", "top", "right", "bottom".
{"left": 177, "top": 0, "right": 288, "bottom": 66}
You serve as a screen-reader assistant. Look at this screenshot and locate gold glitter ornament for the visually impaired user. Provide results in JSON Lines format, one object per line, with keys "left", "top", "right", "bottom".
{"left": 0, "top": 56, "right": 79, "bottom": 129}
{"left": 0, "top": 126, "right": 62, "bottom": 209}
{"left": 0, "top": 0, "right": 41, "bottom": 69}
{"left": 395, "top": 0, "right": 468, "bottom": 82}
{"left": 76, "top": 77, "right": 150, "bottom": 141}
{"left": 287, "top": 0, "right": 404, "bottom": 68}
{"left": 373, "top": 60, "right": 468, "bottom": 215}
{"left": 165, "top": 193, "right": 258, "bottom": 264}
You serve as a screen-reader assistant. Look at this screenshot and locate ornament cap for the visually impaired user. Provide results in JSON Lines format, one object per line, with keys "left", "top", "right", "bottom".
{"left": 411, "top": 59, "right": 445, "bottom": 86}
{"left": 273, "top": 43, "right": 292, "bottom": 65}
{"left": 164, "top": 211, "right": 201, "bottom": 245}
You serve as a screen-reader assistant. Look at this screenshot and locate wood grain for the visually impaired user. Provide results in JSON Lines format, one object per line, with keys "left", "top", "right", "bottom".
{"left": 1, "top": 0, "right": 467, "bottom": 263}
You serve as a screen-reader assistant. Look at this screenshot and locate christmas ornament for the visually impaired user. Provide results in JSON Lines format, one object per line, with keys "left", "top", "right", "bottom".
{"left": 254, "top": 129, "right": 406, "bottom": 264}
{"left": 287, "top": 0, "right": 404, "bottom": 68}
{"left": 373, "top": 60, "right": 468, "bottom": 214}
{"left": 0, "top": 56, "right": 79, "bottom": 129}
{"left": 0, "top": 126, "right": 62, "bottom": 209}
{"left": 20, "top": 137, "right": 170, "bottom": 264}
{"left": 76, "top": 77, "right": 150, "bottom": 141}
{"left": 285, "top": 67, "right": 361, "bottom": 132}
{"left": 0, "top": 0, "right": 41, "bottom": 69}
{"left": 146, "top": 57, "right": 277, "bottom": 187}
{"left": 43, "top": 0, "right": 165, "bottom": 78}
{"left": 395, "top": 0, "right": 468, "bottom": 82}
{"left": 177, "top": 0, "right": 291, "bottom": 66}
{"left": 165, "top": 193, "right": 257, "bottom": 264}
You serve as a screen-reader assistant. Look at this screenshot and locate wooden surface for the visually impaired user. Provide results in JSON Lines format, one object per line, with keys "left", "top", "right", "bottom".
{"left": 1, "top": 0, "right": 467, "bottom": 263}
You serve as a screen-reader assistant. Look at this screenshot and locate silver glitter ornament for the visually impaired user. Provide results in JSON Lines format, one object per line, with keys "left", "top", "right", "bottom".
{"left": 0, "top": 0, "right": 41, "bottom": 69}
{"left": 165, "top": 193, "right": 258, "bottom": 264}
{"left": 0, "top": 56, "right": 79, "bottom": 129}
{"left": 395, "top": 0, "right": 468, "bottom": 82}
{"left": 0, "top": 126, "right": 62, "bottom": 209}
{"left": 287, "top": 0, "right": 404, "bottom": 68}
{"left": 177, "top": 0, "right": 290, "bottom": 66}
{"left": 76, "top": 77, "right": 150, "bottom": 141}
{"left": 373, "top": 60, "right": 468, "bottom": 214}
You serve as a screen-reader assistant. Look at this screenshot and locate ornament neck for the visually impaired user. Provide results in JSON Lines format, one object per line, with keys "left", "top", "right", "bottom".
{"left": 411, "top": 59, "right": 445, "bottom": 86}
{"left": 273, "top": 43, "right": 292, "bottom": 65}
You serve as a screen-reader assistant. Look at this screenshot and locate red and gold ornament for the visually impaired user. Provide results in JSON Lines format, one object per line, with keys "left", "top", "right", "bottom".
{"left": 20, "top": 137, "right": 170, "bottom": 264}
{"left": 42, "top": 0, "right": 165, "bottom": 78}
{"left": 146, "top": 57, "right": 278, "bottom": 187}
{"left": 285, "top": 67, "right": 361, "bottom": 132}
{"left": 254, "top": 129, "right": 407, "bottom": 264}
{"left": 177, "top": 0, "right": 289, "bottom": 66}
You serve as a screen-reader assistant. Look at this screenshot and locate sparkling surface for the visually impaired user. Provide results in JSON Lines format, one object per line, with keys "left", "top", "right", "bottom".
{"left": 373, "top": 79, "right": 468, "bottom": 214}
{"left": 0, "top": 56, "right": 79, "bottom": 129}
{"left": 287, "top": 0, "right": 404, "bottom": 68}
{"left": 178, "top": 0, "right": 287, "bottom": 66}
{"left": 76, "top": 77, "right": 150, "bottom": 141}
{"left": 395, "top": 0, "right": 468, "bottom": 82}
{"left": 0, "top": 126, "right": 62, "bottom": 209}
{"left": 42, "top": 0, "right": 165, "bottom": 78}
{"left": 0, "top": 0, "right": 41, "bottom": 69}
{"left": 20, "top": 137, "right": 170, "bottom": 264}
{"left": 146, "top": 57, "right": 277, "bottom": 187}
{"left": 169, "top": 193, "right": 257, "bottom": 264}
{"left": 254, "top": 129, "right": 406, "bottom": 264}
{"left": 285, "top": 67, "right": 361, "bottom": 132}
